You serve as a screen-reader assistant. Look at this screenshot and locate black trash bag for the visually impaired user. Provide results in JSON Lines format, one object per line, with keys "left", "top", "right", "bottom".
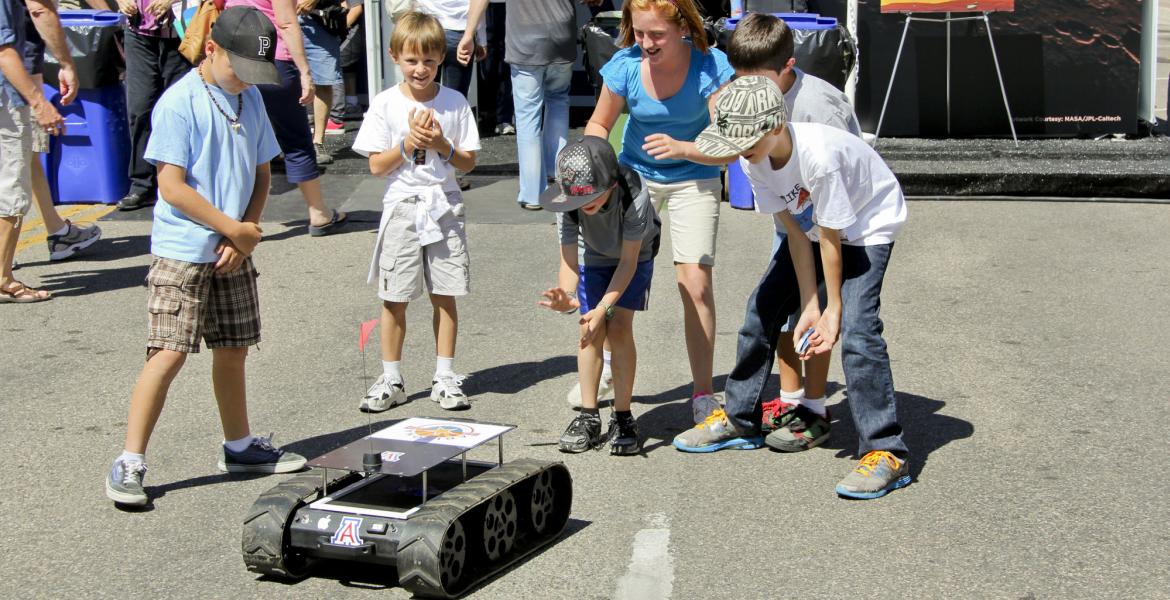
{"left": 580, "top": 11, "right": 623, "bottom": 97}
{"left": 712, "top": 16, "right": 856, "bottom": 92}
{"left": 43, "top": 13, "right": 125, "bottom": 90}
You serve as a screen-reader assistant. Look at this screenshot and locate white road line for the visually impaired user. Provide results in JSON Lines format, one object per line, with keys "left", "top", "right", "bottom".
{"left": 614, "top": 514, "right": 673, "bottom": 600}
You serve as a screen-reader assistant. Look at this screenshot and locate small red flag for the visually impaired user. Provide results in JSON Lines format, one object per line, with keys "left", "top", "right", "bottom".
{"left": 359, "top": 318, "right": 379, "bottom": 352}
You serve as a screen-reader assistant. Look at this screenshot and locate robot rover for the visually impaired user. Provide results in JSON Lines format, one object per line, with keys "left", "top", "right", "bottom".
{"left": 241, "top": 417, "right": 572, "bottom": 598}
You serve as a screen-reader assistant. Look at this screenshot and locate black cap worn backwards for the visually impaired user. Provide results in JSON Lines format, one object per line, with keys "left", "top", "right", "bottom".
{"left": 210, "top": 6, "right": 281, "bottom": 86}
{"left": 539, "top": 136, "right": 621, "bottom": 212}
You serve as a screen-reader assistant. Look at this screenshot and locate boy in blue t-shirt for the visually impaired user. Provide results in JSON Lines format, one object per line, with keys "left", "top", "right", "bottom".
{"left": 104, "top": 7, "right": 307, "bottom": 508}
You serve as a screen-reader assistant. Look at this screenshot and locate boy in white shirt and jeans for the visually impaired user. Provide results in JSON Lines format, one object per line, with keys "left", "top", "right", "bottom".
{"left": 352, "top": 11, "right": 480, "bottom": 412}
{"left": 676, "top": 76, "right": 912, "bottom": 500}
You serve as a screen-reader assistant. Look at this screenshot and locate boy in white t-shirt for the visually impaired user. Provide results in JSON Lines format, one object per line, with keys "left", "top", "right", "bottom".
{"left": 351, "top": 11, "right": 481, "bottom": 412}
{"left": 677, "top": 76, "right": 912, "bottom": 500}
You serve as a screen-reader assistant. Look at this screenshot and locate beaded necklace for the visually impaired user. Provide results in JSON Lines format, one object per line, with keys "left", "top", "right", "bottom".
{"left": 199, "top": 62, "right": 243, "bottom": 133}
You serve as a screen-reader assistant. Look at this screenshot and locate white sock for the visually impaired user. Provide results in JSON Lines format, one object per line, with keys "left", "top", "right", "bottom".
{"left": 800, "top": 395, "right": 827, "bottom": 417}
{"left": 779, "top": 388, "right": 803, "bottom": 406}
{"left": 224, "top": 435, "right": 252, "bottom": 453}
{"left": 118, "top": 451, "right": 145, "bottom": 465}
{"left": 382, "top": 360, "right": 402, "bottom": 382}
{"left": 602, "top": 350, "right": 612, "bottom": 371}
{"left": 435, "top": 356, "right": 455, "bottom": 378}
{"left": 51, "top": 223, "right": 70, "bottom": 237}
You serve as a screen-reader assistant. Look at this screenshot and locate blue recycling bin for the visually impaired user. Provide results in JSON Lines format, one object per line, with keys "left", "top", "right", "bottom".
{"left": 723, "top": 13, "right": 840, "bottom": 210}
{"left": 40, "top": 10, "right": 130, "bottom": 205}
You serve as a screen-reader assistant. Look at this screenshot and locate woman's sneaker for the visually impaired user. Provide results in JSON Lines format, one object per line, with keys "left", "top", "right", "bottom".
{"left": 558, "top": 412, "right": 603, "bottom": 453}
{"left": 764, "top": 406, "right": 831, "bottom": 452}
{"left": 672, "top": 409, "right": 763, "bottom": 453}
{"left": 361, "top": 375, "right": 408, "bottom": 412}
{"left": 431, "top": 373, "right": 470, "bottom": 410}
{"left": 218, "top": 435, "right": 307, "bottom": 473}
{"left": 607, "top": 413, "right": 642, "bottom": 456}
{"left": 47, "top": 220, "right": 101, "bottom": 261}
{"left": 566, "top": 368, "right": 614, "bottom": 408}
{"left": 105, "top": 458, "right": 148, "bottom": 506}
{"left": 835, "top": 451, "right": 911, "bottom": 500}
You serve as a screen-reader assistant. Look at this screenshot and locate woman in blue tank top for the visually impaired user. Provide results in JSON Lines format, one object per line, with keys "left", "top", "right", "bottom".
{"left": 584, "top": 0, "right": 733, "bottom": 423}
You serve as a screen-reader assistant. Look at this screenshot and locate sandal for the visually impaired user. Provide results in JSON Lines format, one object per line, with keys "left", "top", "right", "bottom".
{"left": 0, "top": 280, "right": 52, "bottom": 303}
{"left": 308, "top": 209, "right": 348, "bottom": 237}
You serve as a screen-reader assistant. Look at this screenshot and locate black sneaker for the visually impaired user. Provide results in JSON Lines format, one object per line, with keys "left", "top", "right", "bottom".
{"left": 608, "top": 413, "right": 642, "bottom": 456}
{"left": 116, "top": 191, "right": 155, "bottom": 212}
{"left": 558, "top": 413, "right": 603, "bottom": 453}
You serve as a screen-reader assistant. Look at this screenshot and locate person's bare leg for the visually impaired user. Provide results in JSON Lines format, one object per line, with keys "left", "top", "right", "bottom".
{"left": 676, "top": 262, "right": 715, "bottom": 396}
{"left": 776, "top": 333, "right": 803, "bottom": 393}
{"left": 123, "top": 349, "right": 187, "bottom": 454}
{"left": 430, "top": 294, "right": 458, "bottom": 360}
{"left": 577, "top": 325, "right": 606, "bottom": 410}
{"left": 381, "top": 300, "right": 408, "bottom": 362}
{"left": 0, "top": 216, "right": 21, "bottom": 284}
{"left": 802, "top": 350, "right": 831, "bottom": 400}
{"left": 211, "top": 346, "right": 251, "bottom": 442}
{"left": 297, "top": 178, "right": 343, "bottom": 228}
{"left": 29, "top": 160, "right": 66, "bottom": 233}
{"left": 606, "top": 310, "right": 636, "bottom": 412}
{"left": 312, "top": 85, "right": 332, "bottom": 146}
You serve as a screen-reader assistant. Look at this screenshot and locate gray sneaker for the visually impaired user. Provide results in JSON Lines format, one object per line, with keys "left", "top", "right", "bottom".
{"left": 47, "top": 220, "right": 101, "bottom": 261}
{"left": 672, "top": 409, "right": 763, "bottom": 453}
{"left": 314, "top": 143, "right": 334, "bottom": 165}
{"left": 105, "top": 458, "right": 148, "bottom": 506}
{"left": 431, "top": 373, "right": 470, "bottom": 410}
{"left": 566, "top": 368, "right": 614, "bottom": 408}
{"left": 218, "top": 435, "right": 307, "bottom": 473}
{"left": 360, "top": 374, "right": 408, "bottom": 412}
{"left": 835, "top": 451, "right": 911, "bottom": 499}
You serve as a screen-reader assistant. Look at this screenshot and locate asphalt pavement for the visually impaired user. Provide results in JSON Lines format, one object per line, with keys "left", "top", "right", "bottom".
{"left": 2, "top": 174, "right": 1168, "bottom": 599}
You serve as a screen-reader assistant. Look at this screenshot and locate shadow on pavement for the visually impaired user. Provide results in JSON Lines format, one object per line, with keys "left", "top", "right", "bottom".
{"left": 462, "top": 355, "right": 577, "bottom": 396}
{"left": 819, "top": 390, "right": 974, "bottom": 480}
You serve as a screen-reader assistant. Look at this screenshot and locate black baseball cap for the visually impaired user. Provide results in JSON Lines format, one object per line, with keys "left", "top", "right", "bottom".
{"left": 210, "top": 6, "right": 281, "bottom": 86}
{"left": 539, "top": 136, "right": 621, "bottom": 212}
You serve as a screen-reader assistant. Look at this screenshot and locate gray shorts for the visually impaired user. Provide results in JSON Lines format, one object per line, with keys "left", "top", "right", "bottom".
{"left": 30, "top": 121, "right": 48, "bottom": 154}
{"left": 0, "top": 102, "right": 32, "bottom": 218}
{"left": 378, "top": 196, "right": 469, "bottom": 302}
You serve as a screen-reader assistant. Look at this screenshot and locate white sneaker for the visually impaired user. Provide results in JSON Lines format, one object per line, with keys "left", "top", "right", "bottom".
{"left": 566, "top": 368, "right": 614, "bottom": 408}
{"left": 360, "top": 375, "right": 407, "bottom": 413}
{"left": 691, "top": 392, "right": 723, "bottom": 424}
{"left": 431, "top": 373, "right": 470, "bottom": 410}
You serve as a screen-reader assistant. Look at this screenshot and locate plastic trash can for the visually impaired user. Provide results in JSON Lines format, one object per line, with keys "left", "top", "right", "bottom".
{"left": 40, "top": 10, "right": 130, "bottom": 205}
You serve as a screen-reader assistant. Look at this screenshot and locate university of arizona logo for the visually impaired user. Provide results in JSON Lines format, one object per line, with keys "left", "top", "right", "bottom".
{"left": 331, "top": 516, "right": 364, "bottom": 547}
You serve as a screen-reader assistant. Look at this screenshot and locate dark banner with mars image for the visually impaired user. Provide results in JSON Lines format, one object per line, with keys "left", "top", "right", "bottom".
{"left": 819, "top": 0, "right": 1141, "bottom": 136}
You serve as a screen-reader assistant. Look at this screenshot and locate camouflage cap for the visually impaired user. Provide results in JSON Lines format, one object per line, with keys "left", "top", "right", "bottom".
{"left": 694, "top": 75, "right": 788, "bottom": 159}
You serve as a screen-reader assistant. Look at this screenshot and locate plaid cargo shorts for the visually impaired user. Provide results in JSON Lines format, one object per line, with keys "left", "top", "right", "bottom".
{"left": 145, "top": 256, "right": 262, "bottom": 354}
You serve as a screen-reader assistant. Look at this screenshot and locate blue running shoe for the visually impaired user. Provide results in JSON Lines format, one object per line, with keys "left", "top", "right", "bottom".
{"left": 835, "top": 451, "right": 911, "bottom": 499}
{"left": 672, "top": 409, "right": 763, "bottom": 453}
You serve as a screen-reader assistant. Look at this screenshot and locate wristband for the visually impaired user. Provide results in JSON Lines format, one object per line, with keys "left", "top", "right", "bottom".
{"left": 560, "top": 289, "right": 577, "bottom": 315}
{"left": 443, "top": 142, "right": 456, "bottom": 163}
{"left": 400, "top": 140, "right": 410, "bottom": 162}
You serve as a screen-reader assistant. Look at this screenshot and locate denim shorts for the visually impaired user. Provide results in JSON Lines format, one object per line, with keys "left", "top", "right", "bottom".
{"left": 299, "top": 16, "right": 342, "bottom": 86}
{"left": 577, "top": 259, "right": 654, "bottom": 314}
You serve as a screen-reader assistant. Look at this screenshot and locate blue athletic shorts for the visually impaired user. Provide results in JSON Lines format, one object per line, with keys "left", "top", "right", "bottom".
{"left": 577, "top": 259, "right": 654, "bottom": 314}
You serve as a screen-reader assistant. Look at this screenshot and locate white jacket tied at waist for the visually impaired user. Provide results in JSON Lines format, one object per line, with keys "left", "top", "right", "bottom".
{"left": 367, "top": 186, "right": 458, "bottom": 284}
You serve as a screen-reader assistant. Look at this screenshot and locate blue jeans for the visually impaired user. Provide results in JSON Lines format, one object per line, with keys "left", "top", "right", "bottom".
{"left": 440, "top": 29, "right": 474, "bottom": 96}
{"left": 511, "top": 63, "right": 571, "bottom": 206}
{"left": 723, "top": 241, "right": 907, "bottom": 458}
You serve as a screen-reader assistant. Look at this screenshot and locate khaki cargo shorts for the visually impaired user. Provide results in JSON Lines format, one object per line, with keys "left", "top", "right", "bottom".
{"left": 378, "top": 195, "right": 470, "bottom": 303}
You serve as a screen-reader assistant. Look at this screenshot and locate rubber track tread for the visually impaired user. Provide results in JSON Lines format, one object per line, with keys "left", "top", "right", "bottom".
{"left": 397, "top": 459, "right": 569, "bottom": 599}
